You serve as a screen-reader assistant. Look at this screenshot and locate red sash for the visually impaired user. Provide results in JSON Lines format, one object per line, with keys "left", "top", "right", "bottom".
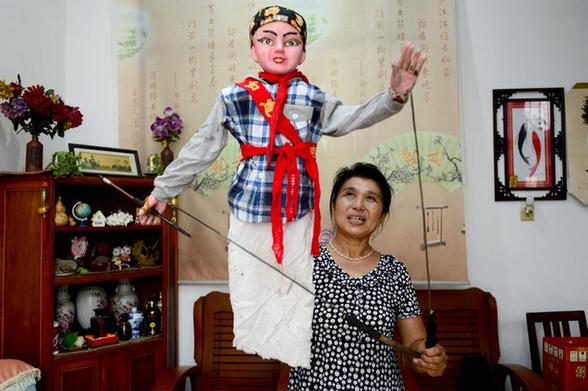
{"left": 236, "top": 75, "right": 321, "bottom": 264}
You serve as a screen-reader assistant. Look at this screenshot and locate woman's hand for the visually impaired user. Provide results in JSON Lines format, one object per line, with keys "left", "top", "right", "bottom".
{"left": 410, "top": 341, "right": 447, "bottom": 377}
{"left": 389, "top": 41, "right": 427, "bottom": 102}
{"left": 136, "top": 194, "right": 168, "bottom": 225}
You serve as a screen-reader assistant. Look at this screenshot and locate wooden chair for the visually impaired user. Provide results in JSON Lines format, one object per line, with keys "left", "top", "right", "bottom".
{"left": 409, "top": 288, "right": 545, "bottom": 391}
{"left": 525, "top": 310, "right": 588, "bottom": 376}
{"left": 152, "top": 289, "right": 546, "bottom": 391}
{"left": 152, "top": 291, "right": 286, "bottom": 391}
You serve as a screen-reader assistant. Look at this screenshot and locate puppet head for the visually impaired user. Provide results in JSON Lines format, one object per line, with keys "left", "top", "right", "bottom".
{"left": 249, "top": 5, "right": 307, "bottom": 75}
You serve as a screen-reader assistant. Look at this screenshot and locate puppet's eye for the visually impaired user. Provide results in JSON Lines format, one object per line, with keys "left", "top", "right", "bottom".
{"left": 284, "top": 39, "right": 301, "bottom": 47}
{"left": 257, "top": 37, "right": 274, "bottom": 46}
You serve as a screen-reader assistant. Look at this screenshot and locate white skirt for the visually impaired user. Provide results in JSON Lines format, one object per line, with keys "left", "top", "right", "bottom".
{"left": 227, "top": 213, "right": 315, "bottom": 368}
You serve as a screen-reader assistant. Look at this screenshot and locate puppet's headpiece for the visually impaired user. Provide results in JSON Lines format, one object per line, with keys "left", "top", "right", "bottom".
{"left": 249, "top": 5, "right": 307, "bottom": 46}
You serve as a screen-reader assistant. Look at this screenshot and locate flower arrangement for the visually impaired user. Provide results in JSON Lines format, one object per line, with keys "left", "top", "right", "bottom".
{"left": 0, "top": 75, "right": 83, "bottom": 138}
{"left": 150, "top": 107, "right": 183, "bottom": 146}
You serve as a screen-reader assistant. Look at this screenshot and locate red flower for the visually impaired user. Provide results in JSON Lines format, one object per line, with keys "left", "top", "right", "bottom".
{"left": 69, "top": 107, "right": 83, "bottom": 128}
{"left": 23, "top": 85, "right": 52, "bottom": 116}
{"left": 52, "top": 103, "right": 70, "bottom": 123}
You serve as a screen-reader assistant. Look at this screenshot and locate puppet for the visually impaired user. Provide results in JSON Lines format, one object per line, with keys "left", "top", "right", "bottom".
{"left": 138, "top": 5, "right": 425, "bottom": 368}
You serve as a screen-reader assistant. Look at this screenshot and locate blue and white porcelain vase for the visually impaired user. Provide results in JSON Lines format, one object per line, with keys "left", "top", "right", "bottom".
{"left": 55, "top": 285, "right": 75, "bottom": 333}
{"left": 75, "top": 285, "right": 107, "bottom": 330}
{"left": 111, "top": 279, "right": 139, "bottom": 322}
{"left": 128, "top": 307, "right": 144, "bottom": 339}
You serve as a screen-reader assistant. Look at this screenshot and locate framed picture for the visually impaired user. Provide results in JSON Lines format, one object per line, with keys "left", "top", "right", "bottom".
{"left": 493, "top": 88, "right": 566, "bottom": 201}
{"left": 69, "top": 144, "right": 142, "bottom": 177}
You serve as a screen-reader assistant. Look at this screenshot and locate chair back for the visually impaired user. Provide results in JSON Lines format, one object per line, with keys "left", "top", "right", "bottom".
{"left": 412, "top": 288, "right": 500, "bottom": 391}
{"left": 526, "top": 310, "right": 588, "bottom": 376}
{"left": 193, "top": 291, "right": 284, "bottom": 390}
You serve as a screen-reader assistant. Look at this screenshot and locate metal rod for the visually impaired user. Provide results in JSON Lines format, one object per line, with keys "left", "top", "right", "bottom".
{"left": 175, "top": 205, "right": 421, "bottom": 357}
{"left": 100, "top": 176, "right": 420, "bottom": 356}
{"left": 410, "top": 95, "right": 437, "bottom": 348}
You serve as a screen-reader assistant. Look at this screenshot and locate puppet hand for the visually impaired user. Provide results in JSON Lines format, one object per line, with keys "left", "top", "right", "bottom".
{"left": 137, "top": 194, "right": 167, "bottom": 225}
{"left": 411, "top": 342, "right": 447, "bottom": 377}
{"left": 390, "top": 42, "right": 427, "bottom": 102}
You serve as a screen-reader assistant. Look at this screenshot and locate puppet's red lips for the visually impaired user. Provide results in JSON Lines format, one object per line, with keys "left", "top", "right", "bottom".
{"left": 273, "top": 57, "right": 285, "bottom": 63}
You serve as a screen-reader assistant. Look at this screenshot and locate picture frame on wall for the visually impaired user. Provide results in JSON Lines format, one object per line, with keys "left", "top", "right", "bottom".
{"left": 69, "top": 144, "right": 142, "bottom": 177}
{"left": 493, "top": 88, "right": 567, "bottom": 201}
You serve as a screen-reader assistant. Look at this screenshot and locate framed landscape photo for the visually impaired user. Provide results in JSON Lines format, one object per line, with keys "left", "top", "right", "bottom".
{"left": 493, "top": 88, "right": 567, "bottom": 201}
{"left": 69, "top": 144, "right": 142, "bottom": 177}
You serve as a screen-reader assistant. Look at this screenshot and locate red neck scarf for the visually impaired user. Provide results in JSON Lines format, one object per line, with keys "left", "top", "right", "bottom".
{"left": 258, "top": 70, "right": 308, "bottom": 164}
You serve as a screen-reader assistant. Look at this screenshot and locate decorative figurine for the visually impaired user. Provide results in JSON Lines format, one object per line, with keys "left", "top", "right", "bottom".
{"left": 71, "top": 236, "right": 89, "bottom": 262}
{"left": 111, "top": 246, "right": 122, "bottom": 270}
{"left": 120, "top": 244, "right": 132, "bottom": 268}
{"left": 87, "top": 240, "right": 112, "bottom": 272}
{"left": 132, "top": 239, "right": 161, "bottom": 268}
{"left": 54, "top": 196, "right": 69, "bottom": 227}
{"left": 112, "top": 245, "right": 131, "bottom": 270}
{"left": 72, "top": 201, "right": 92, "bottom": 226}
{"left": 68, "top": 216, "right": 77, "bottom": 226}
{"left": 91, "top": 210, "right": 106, "bottom": 227}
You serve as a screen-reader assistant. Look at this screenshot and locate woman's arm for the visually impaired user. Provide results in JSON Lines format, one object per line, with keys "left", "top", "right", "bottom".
{"left": 397, "top": 316, "right": 447, "bottom": 377}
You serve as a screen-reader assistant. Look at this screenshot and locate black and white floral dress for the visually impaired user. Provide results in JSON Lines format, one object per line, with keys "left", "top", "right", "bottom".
{"left": 288, "top": 244, "right": 421, "bottom": 391}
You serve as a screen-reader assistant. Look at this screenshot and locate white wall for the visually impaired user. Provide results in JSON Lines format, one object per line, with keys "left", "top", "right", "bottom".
{"left": 2, "top": 0, "right": 587, "bottom": 373}
{"left": 0, "top": 0, "right": 116, "bottom": 171}
{"left": 458, "top": 0, "right": 588, "bottom": 367}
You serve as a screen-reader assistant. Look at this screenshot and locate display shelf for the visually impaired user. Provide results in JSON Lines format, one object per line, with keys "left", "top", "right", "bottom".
{"left": 54, "top": 335, "right": 162, "bottom": 360}
{"left": 54, "top": 266, "right": 163, "bottom": 286}
{"left": 0, "top": 173, "right": 177, "bottom": 391}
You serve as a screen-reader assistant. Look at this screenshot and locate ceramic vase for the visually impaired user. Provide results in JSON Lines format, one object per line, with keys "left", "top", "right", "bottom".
{"left": 160, "top": 143, "right": 174, "bottom": 169}
{"left": 111, "top": 279, "right": 138, "bottom": 322}
{"left": 54, "top": 196, "right": 68, "bottom": 227}
{"left": 55, "top": 285, "right": 75, "bottom": 333}
{"left": 128, "top": 307, "right": 144, "bottom": 339}
{"left": 25, "top": 134, "right": 43, "bottom": 172}
{"left": 75, "top": 285, "right": 107, "bottom": 330}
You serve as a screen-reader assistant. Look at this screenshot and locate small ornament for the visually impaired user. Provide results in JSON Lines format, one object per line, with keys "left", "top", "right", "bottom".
{"left": 128, "top": 307, "right": 144, "bottom": 339}
{"left": 119, "top": 244, "right": 132, "bottom": 268}
{"left": 91, "top": 210, "right": 106, "bottom": 227}
{"left": 112, "top": 246, "right": 123, "bottom": 270}
{"left": 132, "top": 239, "right": 161, "bottom": 268}
{"left": 71, "top": 236, "right": 89, "bottom": 261}
{"left": 68, "top": 217, "right": 77, "bottom": 226}
{"left": 144, "top": 296, "right": 161, "bottom": 336}
{"left": 72, "top": 201, "right": 92, "bottom": 226}
{"left": 106, "top": 210, "right": 134, "bottom": 226}
{"left": 117, "top": 313, "right": 132, "bottom": 341}
{"left": 54, "top": 196, "right": 69, "bottom": 227}
{"left": 87, "top": 241, "right": 111, "bottom": 272}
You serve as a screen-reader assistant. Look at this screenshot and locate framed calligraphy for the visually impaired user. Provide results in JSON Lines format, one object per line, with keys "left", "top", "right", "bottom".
{"left": 493, "top": 88, "right": 567, "bottom": 201}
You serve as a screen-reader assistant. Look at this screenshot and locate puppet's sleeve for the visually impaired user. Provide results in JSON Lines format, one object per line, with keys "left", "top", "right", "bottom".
{"left": 320, "top": 89, "right": 404, "bottom": 137}
{"left": 152, "top": 96, "right": 229, "bottom": 201}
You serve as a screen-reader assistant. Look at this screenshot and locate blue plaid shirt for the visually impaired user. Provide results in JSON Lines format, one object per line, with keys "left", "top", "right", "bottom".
{"left": 222, "top": 77, "right": 323, "bottom": 223}
{"left": 153, "top": 75, "right": 401, "bottom": 224}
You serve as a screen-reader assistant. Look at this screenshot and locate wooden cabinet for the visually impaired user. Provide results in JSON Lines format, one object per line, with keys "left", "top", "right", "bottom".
{"left": 0, "top": 173, "right": 177, "bottom": 390}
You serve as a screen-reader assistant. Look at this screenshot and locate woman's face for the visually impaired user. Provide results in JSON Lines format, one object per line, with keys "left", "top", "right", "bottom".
{"left": 332, "top": 176, "right": 385, "bottom": 241}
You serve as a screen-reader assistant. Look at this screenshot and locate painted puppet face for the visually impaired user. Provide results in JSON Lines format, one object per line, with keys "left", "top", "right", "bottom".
{"left": 250, "top": 21, "right": 306, "bottom": 75}
{"left": 332, "top": 177, "right": 385, "bottom": 241}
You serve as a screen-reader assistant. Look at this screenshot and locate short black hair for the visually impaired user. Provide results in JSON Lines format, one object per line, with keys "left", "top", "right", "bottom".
{"left": 329, "top": 162, "right": 393, "bottom": 218}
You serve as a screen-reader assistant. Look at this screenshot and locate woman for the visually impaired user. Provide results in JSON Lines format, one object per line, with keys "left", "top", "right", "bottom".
{"left": 288, "top": 162, "right": 447, "bottom": 390}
